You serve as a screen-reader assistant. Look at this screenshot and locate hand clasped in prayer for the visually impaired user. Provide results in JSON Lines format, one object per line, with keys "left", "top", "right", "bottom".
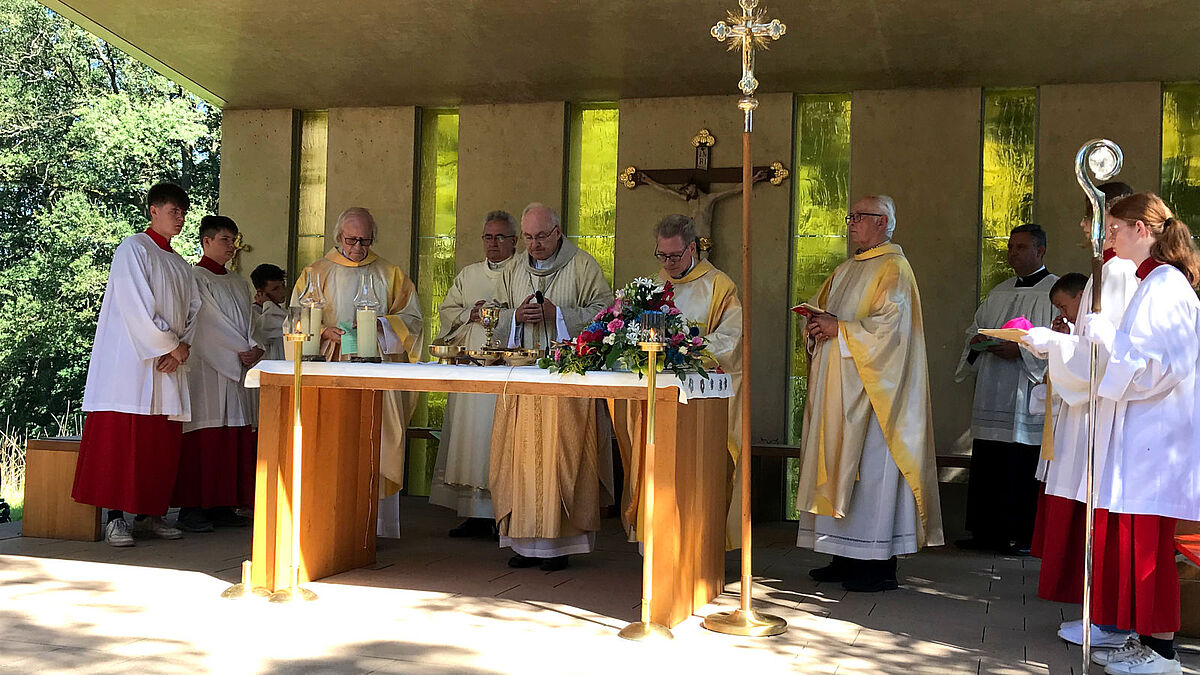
{"left": 516, "top": 293, "right": 557, "bottom": 324}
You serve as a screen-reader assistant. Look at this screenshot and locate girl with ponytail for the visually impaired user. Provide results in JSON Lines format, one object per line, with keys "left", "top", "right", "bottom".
{"left": 1077, "top": 192, "right": 1200, "bottom": 674}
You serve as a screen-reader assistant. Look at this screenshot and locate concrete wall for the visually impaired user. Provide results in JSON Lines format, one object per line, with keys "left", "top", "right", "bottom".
{"left": 1035, "top": 82, "right": 1163, "bottom": 274}
{"left": 218, "top": 108, "right": 296, "bottom": 279}
{"left": 455, "top": 102, "right": 566, "bottom": 270}
{"left": 615, "top": 93, "right": 795, "bottom": 444}
{"left": 325, "top": 106, "right": 418, "bottom": 272}
{"left": 850, "top": 88, "right": 983, "bottom": 451}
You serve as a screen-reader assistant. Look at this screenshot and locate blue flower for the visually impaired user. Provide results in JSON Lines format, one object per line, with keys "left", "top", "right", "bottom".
{"left": 689, "top": 326, "right": 700, "bottom": 337}
{"left": 588, "top": 322, "right": 606, "bottom": 332}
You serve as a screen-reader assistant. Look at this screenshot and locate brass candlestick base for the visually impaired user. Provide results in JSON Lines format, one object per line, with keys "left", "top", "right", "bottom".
{"left": 618, "top": 621, "right": 674, "bottom": 641}
{"left": 703, "top": 608, "right": 787, "bottom": 637}
{"left": 221, "top": 560, "right": 270, "bottom": 600}
{"left": 268, "top": 586, "right": 318, "bottom": 604}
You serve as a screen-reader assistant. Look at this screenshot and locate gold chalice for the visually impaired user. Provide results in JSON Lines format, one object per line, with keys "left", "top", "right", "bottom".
{"left": 429, "top": 344, "right": 463, "bottom": 365}
{"left": 480, "top": 306, "right": 500, "bottom": 348}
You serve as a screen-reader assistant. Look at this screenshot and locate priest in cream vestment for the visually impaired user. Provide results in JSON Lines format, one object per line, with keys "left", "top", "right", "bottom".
{"left": 796, "top": 195, "right": 944, "bottom": 593}
{"left": 490, "top": 203, "right": 614, "bottom": 572}
{"left": 611, "top": 214, "right": 744, "bottom": 548}
{"left": 290, "top": 207, "right": 424, "bottom": 538}
{"left": 429, "top": 210, "right": 519, "bottom": 536}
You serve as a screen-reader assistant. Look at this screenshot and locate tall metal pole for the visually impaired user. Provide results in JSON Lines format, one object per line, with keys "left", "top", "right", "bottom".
{"left": 1073, "top": 139, "right": 1123, "bottom": 670}
{"left": 703, "top": 0, "right": 787, "bottom": 637}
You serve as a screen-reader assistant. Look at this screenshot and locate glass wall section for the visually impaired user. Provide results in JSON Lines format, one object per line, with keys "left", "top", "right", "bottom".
{"left": 293, "top": 110, "right": 328, "bottom": 274}
{"left": 980, "top": 89, "right": 1037, "bottom": 299}
{"left": 566, "top": 103, "right": 619, "bottom": 286}
{"left": 409, "top": 108, "right": 459, "bottom": 494}
{"left": 784, "top": 94, "right": 851, "bottom": 519}
{"left": 1162, "top": 83, "right": 1200, "bottom": 236}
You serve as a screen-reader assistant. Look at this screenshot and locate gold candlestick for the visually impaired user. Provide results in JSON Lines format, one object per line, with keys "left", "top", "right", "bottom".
{"left": 619, "top": 338, "right": 672, "bottom": 642}
{"left": 270, "top": 321, "right": 318, "bottom": 604}
{"left": 220, "top": 559, "right": 270, "bottom": 599}
{"left": 703, "top": 0, "right": 787, "bottom": 638}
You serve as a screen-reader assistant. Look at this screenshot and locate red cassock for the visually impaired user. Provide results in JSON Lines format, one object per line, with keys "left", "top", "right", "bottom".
{"left": 171, "top": 426, "right": 257, "bottom": 509}
{"left": 1032, "top": 490, "right": 1087, "bottom": 604}
{"left": 1090, "top": 508, "right": 1180, "bottom": 635}
{"left": 72, "top": 411, "right": 183, "bottom": 515}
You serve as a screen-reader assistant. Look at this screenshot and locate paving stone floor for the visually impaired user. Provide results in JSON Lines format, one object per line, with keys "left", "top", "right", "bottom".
{"left": 0, "top": 493, "right": 1196, "bottom": 674}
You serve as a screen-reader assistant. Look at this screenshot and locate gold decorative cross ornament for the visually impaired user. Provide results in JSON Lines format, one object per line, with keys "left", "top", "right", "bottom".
{"left": 711, "top": 0, "right": 786, "bottom": 101}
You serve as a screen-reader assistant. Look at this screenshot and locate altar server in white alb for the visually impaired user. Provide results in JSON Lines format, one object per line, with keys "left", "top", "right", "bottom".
{"left": 796, "top": 195, "right": 944, "bottom": 593}
{"left": 72, "top": 182, "right": 201, "bottom": 547}
{"left": 290, "top": 207, "right": 424, "bottom": 538}
{"left": 429, "top": 210, "right": 519, "bottom": 538}
{"left": 1068, "top": 193, "right": 1200, "bottom": 675}
{"left": 172, "top": 216, "right": 264, "bottom": 534}
{"left": 250, "top": 263, "right": 288, "bottom": 361}
{"left": 955, "top": 224, "right": 1057, "bottom": 554}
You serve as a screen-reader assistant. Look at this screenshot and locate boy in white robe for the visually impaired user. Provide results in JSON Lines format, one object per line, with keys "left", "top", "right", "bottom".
{"left": 72, "top": 182, "right": 201, "bottom": 547}
{"left": 173, "top": 216, "right": 263, "bottom": 533}
{"left": 251, "top": 263, "right": 288, "bottom": 361}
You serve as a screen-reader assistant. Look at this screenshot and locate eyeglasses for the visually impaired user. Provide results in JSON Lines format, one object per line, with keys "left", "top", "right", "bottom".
{"left": 845, "top": 212, "right": 885, "bottom": 224}
{"left": 343, "top": 237, "right": 374, "bottom": 247}
{"left": 482, "top": 234, "right": 516, "bottom": 243}
{"left": 654, "top": 250, "right": 688, "bottom": 263}
{"left": 521, "top": 227, "right": 559, "bottom": 243}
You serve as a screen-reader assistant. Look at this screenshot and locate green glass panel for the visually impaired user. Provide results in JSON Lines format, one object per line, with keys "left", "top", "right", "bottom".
{"left": 981, "top": 237, "right": 1010, "bottom": 301}
{"left": 293, "top": 110, "right": 328, "bottom": 275}
{"left": 567, "top": 104, "right": 618, "bottom": 286}
{"left": 785, "top": 94, "right": 851, "bottom": 520}
{"left": 980, "top": 89, "right": 1036, "bottom": 299}
{"left": 410, "top": 109, "right": 459, "bottom": 496}
{"left": 1162, "top": 83, "right": 1200, "bottom": 237}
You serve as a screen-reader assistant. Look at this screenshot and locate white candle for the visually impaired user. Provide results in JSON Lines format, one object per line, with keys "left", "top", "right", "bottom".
{"left": 303, "top": 307, "right": 323, "bottom": 356}
{"left": 356, "top": 309, "right": 378, "bottom": 358}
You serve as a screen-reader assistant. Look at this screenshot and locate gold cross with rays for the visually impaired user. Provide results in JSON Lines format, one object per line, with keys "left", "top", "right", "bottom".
{"left": 711, "top": 0, "right": 787, "bottom": 102}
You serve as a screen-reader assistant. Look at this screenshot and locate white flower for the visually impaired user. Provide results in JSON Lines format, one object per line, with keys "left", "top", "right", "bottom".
{"left": 679, "top": 346, "right": 689, "bottom": 355}
{"left": 603, "top": 333, "right": 617, "bottom": 345}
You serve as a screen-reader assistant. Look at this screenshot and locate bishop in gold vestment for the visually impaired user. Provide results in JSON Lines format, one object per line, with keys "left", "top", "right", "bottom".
{"left": 611, "top": 215, "right": 744, "bottom": 548}
{"left": 291, "top": 207, "right": 423, "bottom": 538}
{"left": 796, "top": 196, "right": 943, "bottom": 593}
{"left": 489, "top": 204, "right": 614, "bottom": 571}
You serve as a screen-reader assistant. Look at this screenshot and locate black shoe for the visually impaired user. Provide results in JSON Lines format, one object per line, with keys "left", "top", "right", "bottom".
{"left": 539, "top": 556, "right": 569, "bottom": 572}
{"left": 809, "top": 555, "right": 852, "bottom": 583}
{"left": 449, "top": 518, "right": 495, "bottom": 539}
{"left": 508, "top": 554, "right": 540, "bottom": 568}
{"left": 175, "top": 507, "right": 214, "bottom": 533}
{"left": 842, "top": 577, "right": 899, "bottom": 593}
{"left": 205, "top": 506, "right": 251, "bottom": 527}
{"left": 841, "top": 556, "right": 898, "bottom": 593}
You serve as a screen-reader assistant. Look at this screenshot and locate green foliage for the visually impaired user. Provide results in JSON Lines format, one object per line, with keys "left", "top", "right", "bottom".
{"left": 0, "top": 0, "right": 220, "bottom": 436}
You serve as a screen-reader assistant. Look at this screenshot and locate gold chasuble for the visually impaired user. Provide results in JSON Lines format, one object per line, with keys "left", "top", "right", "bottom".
{"left": 292, "top": 249, "right": 424, "bottom": 498}
{"left": 611, "top": 261, "right": 744, "bottom": 548}
{"left": 490, "top": 237, "right": 614, "bottom": 548}
{"left": 797, "top": 244, "right": 943, "bottom": 549}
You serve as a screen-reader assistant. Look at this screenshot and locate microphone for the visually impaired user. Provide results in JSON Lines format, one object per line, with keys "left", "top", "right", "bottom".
{"left": 534, "top": 291, "right": 549, "bottom": 356}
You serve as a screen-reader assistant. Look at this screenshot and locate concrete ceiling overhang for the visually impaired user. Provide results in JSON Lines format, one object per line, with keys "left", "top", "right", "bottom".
{"left": 40, "top": 0, "right": 1200, "bottom": 110}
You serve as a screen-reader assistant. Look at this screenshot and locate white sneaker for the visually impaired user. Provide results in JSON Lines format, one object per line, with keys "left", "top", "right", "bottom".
{"left": 1104, "top": 647, "right": 1182, "bottom": 675}
{"left": 1058, "top": 621, "right": 1131, "bottom": 648}
{"left": 1093, "top": 637, "right": 1149, "bottom": 666}
{"left": 104, "top": 518, "right": 134, "bottom": 547}
{"left": 132, "top": 516, "right": 182, "bottom": 540}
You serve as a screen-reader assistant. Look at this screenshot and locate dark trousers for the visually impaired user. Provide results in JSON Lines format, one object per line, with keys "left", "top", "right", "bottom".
{"left": 965, "top": 439, "right": 1040, "bottom": 548}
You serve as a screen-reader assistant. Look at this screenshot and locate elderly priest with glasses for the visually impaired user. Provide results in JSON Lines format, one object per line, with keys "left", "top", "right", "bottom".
{"left": 794, "top": 195, "right": 944, "bottom": 592}
{"left": 489, "top": 203, "right": 614, "bottom": 572}
{"left": 289, "top": 207, "right": 424, "bottom": 538}
{"left": 612, "top": 214, "right": 745, "bottom": 549}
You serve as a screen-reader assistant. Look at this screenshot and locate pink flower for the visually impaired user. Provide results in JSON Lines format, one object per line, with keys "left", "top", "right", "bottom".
{"left": 692, "top": 336, "right": 703, "bottom": 347}
{"left": 669, "top": 307, "right": 683, "bottom": 315}
{"left": 607, "top": 318, "right": 624, "bottom": 332}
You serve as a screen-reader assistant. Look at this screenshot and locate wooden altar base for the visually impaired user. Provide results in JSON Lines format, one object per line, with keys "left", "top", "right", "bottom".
{"left": 250, "top": 371, "right": 728, "bottom": 629}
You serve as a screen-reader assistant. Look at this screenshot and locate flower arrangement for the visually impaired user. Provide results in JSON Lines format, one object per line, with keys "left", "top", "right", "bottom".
{"left": 538, "top": 277, "right": 711, "bottom": 378}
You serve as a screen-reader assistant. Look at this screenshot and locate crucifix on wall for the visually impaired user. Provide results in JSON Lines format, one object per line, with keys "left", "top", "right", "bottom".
{"left": 619, "top": 128, "right": 788, "bottom": 259}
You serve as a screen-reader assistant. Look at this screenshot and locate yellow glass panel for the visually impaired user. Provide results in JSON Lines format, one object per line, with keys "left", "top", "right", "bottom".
{"left": 410, "top": 109, "right": 459, "bottom": 495}
{"left": 1162, "top": 83, "right": 1200, "bottom": 236}
{"left": 293, "top": 110, "right": 328, "bottom": 274}
{"left": 980, "top": 89, "right": 1036, "bottom": 299}
{"left": 567, "top": 104, "right": 618, "bottom": 286}
{"left": 785, "top": 94, "right": 851, "bottom": 519}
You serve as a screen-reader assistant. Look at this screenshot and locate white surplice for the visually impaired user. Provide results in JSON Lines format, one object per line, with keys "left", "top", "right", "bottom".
{"left": 253, "top": 301, "right": 287, "bottom": 360}
{"left": 184, "top": 266, "right": 260, "bottom": 433}
{"left": 83, "top": 232, "right": 200, "bottom": 422}
{"left": 956, "top": 273, "right": 1058, "bottom": 444}
{"left": 1023, "top": 257, "right": 1139, "bottom": 501}
{"left": 1088, "top": 264, "right": 1200, "bottom": 520}
{"left": 428, "top": 256, "right": 517, "bottom": 519}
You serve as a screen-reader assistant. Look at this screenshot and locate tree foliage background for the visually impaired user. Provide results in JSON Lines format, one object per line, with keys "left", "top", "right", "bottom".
{"left": 0, "top": 0, "right": 220, "bottom": 436}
